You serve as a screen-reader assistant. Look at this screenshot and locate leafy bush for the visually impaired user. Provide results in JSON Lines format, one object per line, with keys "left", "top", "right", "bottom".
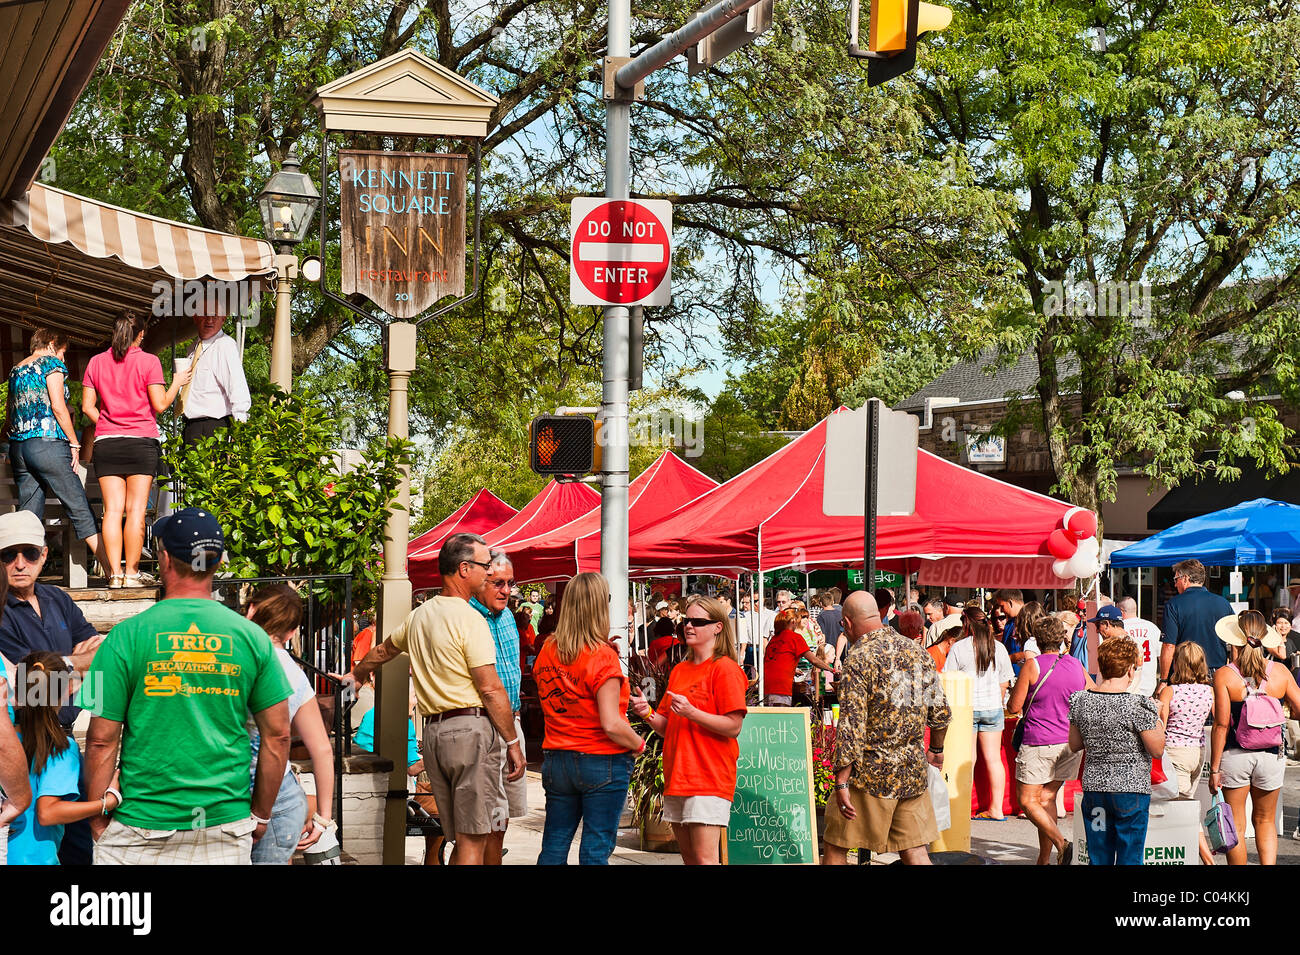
{"left": 161, "top": 386, "right": 412, "bottom": 597}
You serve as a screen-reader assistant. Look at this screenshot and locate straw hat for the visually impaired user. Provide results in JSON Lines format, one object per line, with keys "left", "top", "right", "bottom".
{"left": 1215, "top": 614, "right": 1284, "bottom": 650}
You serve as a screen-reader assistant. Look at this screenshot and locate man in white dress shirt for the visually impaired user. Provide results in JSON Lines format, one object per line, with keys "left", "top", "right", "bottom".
{"left": 180, "top": 310, "right": 251, "bottom": 445}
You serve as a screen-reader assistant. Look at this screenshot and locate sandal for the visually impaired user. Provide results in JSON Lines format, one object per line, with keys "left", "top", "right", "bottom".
{"left": 972, "top": 810, "right": 1008, "bottom": 821}
{"left": 1058, "top": 842, "right": 1074, "bottom": 865}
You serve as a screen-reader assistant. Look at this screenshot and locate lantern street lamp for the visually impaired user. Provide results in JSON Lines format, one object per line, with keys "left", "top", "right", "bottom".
{"left": 256, "top": 152, "right": 320, "bottom": 390}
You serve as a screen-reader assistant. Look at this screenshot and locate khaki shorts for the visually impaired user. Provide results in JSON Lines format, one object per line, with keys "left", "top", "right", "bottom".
{"left": 824, "top": 787, "right": 937, "bottom": 854}
{"left": 1166, "top": 745, "right": 1204, "bottom": 798}
{"left": 662, "top": 795, "right": 732, "bottom": 826}
{"left": 93, "top": 816, "right": 255, "bottom": 865}
{"left": 423, "top": 713, "right": 502, "bottom": 838}
{"left": 487, "top": 714, "right": 528, "bottom": 820}
{"left": 1015, "top": 742, "right": 1083, "bottom": 786}
{"left": 1219, "top": 747, "right": 1285, "bottom": 792}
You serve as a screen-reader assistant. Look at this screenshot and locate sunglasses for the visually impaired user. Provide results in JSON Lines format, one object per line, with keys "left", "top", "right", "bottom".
{"left": 0, "top": 546, "right": 42, "bottom": 564}
{"left": 683, "top": 616, "right": 718, "bottom": 627}
{"left": 489, "top": 578, "right": 516, "bottom": 590}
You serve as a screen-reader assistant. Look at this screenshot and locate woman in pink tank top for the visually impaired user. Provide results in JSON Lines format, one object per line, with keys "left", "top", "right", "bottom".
{"left": 81, "top": 312, "right": 190, "bottom": 587}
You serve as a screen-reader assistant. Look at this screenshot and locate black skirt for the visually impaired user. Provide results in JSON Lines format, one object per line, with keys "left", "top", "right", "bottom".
{"left": 93, "top": 436, "right": 161, "bottom": 478}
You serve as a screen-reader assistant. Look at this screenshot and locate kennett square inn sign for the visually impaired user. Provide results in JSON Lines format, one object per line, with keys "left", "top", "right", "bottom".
{"left": 311, "top": 47, "right": 498, "bottom": 864}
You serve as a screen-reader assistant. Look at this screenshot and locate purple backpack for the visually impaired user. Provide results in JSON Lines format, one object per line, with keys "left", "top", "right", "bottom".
{"left": 1229, "top": 662, "right": 1285, "bottom": 750}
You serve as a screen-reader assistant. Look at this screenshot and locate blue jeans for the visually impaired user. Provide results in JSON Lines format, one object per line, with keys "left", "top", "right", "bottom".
{"left": 1082, "top": 791, "right": 1150, "bottom": 865}
{"left": 538, "top": 750, "right": 633, "bottom": 865}
{"left": 10, "top": 437, "right": 98, "bottom": 540}
{"left": 251, "top": 772, "right": 309, "bottom": 865}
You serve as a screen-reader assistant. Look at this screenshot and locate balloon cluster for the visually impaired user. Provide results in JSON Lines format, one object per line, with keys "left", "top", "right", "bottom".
{"left": 1047, "top": 507, "right": 1100, "bottom": 580}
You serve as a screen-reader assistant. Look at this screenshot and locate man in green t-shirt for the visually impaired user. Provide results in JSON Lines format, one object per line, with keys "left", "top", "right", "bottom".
{"left": 81, "top": 508, "right": 291, "bottom": 864}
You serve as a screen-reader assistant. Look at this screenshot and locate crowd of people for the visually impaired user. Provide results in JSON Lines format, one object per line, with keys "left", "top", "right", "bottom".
{"left": 3, "top": 315, "right": 249, "bottom": 588}
{"left": 3, "top": 463, "right": 1297, "bottom": 867}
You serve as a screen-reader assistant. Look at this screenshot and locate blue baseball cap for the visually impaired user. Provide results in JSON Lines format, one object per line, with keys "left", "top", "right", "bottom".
{"left": 1087, "top": 605, "right": 1124, "bottom": 624}
{"left": 151, "top": 507, "right": 225, "bottom": 570}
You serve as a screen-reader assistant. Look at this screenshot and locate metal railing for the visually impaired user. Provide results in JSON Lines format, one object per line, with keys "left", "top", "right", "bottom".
{"left": 212, "top": 573, "right": 355, "bottom": 847}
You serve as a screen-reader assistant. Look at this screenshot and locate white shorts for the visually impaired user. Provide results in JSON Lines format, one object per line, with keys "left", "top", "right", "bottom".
{"left": 1219, "top": 748, "right": 1285, "bottom": 792}
{"left": 661, "top": 795, "right": 732, "bottom": 826}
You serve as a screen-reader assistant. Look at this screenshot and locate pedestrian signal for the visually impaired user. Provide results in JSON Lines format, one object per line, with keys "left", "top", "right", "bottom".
{"left": 529, "top": 415, "right": 596, "bottom": 476}
{"left": 848, "top": 0, "right": 952, "bottom": 86}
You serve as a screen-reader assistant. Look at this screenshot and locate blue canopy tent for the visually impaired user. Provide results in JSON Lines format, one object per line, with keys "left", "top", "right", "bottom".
{"left": 1110, "top": 498, "right": 1300, "bottom": 567}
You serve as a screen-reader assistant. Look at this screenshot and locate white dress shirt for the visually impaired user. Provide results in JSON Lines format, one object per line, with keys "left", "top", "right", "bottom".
{"left": 183, "top": 330, "right": 251, "bottom": 421}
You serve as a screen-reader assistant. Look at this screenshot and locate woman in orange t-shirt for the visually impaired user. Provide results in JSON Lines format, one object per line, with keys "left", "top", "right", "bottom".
{"left": 632, "top": 594, "right": 747, "bottom": 865}
{"left": 534, "top": 572, "right": 646, "bottom": 865}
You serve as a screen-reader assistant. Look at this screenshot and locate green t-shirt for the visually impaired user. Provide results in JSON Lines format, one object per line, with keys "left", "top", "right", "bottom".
{"left": 79, "top": 598, "right": 292, "bottom": 830}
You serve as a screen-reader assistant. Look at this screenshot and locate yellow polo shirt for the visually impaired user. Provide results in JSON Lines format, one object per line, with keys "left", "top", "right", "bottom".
{"left": 389, "top": 596, "right": 497, "bottom": 716}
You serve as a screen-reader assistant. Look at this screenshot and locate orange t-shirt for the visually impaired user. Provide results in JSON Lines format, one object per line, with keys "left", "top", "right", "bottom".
{"left": 928, "top": 643, "right": 949, "bottom": 671}
{"left": 533, "top": 640, "right": 630, "bottom": 755}
{"left": 658, "top": 655, "right": 748, "bottom": 800}
{"left": 352, "top": 625, "right": 376, "bottom": 667}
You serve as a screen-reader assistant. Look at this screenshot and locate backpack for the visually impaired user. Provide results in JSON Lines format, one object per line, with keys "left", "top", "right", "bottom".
{"left": 1228, "top": 662, "right": 1285, "bottom": 751}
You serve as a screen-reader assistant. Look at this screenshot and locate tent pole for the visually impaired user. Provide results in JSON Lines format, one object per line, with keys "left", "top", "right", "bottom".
{"left": 757, "top": 562, "right": 765, "bottom": 700}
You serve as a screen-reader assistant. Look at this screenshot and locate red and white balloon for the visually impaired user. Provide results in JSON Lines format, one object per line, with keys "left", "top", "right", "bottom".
{"left": 1049, "top": 507, "right": 1100, "bottom": 580}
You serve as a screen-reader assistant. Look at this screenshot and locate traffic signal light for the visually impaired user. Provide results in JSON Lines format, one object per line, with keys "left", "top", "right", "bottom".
{"left": 529, "top": 415, "right": 596, "bottom": 476}
{"left": 848, "top": 0, "right": 952, "bottom": 86}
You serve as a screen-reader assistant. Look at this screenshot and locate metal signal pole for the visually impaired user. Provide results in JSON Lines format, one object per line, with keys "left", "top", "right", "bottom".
{"left": 601, "top": 0, "right": 633, "bottom": 656}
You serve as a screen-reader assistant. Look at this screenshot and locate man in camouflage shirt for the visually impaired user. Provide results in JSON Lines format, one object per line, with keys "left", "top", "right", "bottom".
{"left": 824, "top": 590, "right": 951, "bottom": 865}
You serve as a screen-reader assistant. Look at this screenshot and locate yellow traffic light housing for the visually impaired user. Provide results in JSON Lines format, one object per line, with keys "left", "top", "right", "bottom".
{"left": 848, "top": 0, "right": 952, "bottom": 86}
{"left": 529, "top": 414, "right": 597, "bottom": 477}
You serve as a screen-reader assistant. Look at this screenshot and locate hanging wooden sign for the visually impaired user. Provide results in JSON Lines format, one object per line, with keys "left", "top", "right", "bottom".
{"left": 339, "top": 149, "right": 467, "bottom": 319}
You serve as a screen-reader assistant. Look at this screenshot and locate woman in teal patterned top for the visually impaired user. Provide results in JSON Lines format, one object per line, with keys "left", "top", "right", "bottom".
{"left": 6, "top": 328, "right": 108, "bottom": 572}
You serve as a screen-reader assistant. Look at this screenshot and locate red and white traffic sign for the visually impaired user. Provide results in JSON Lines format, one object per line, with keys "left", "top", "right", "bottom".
{"left": 570, "top": 197, "right": 672, "bottom": 307}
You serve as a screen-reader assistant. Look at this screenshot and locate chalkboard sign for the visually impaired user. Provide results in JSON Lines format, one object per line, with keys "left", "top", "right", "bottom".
{"left": 726, "top": 707, "right": 818, "bottom": 865}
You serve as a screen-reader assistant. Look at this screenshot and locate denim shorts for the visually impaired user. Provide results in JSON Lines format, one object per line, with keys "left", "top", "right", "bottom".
{"left": 251, "top": 771, "right": 309, "bottom": 865}
{"left": 973, "top": 709, "right": 1005, "bottom": 731}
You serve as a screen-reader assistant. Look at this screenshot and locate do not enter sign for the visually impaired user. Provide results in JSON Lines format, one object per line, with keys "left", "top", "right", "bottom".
{"left": 570, "top": 198, "right": 672, "bottom": 307}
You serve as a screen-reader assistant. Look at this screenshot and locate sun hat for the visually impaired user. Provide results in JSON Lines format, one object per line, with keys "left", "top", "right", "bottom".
{"left": 1215, "top": 614, "right": 1284, "bottom": 650}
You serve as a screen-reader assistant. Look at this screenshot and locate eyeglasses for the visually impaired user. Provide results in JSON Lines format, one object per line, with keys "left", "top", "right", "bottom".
{"left": 684, "top": 616, "right": 718, "bottom": 627}
{"left": 489, "top": 578, "right": 515, "bottom": 590}
{"left": 0, "top": 546, "right": 41, "bottom": 564}
{"left": 461, "top": 559, "right": 492, "bottom": 571}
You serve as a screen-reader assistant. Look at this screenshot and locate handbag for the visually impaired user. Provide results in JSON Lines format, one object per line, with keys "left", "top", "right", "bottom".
{"left": 1204, "top": 792, "right": 1238, "bottom": 854}
{"left": 1011, "top": 653, "right": 1065, "bottom": 751}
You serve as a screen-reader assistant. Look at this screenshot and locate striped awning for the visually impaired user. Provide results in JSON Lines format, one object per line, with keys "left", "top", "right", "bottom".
{"left": 0, "top": 183, "right": 276, "bottom": 347}
{"left": 2, "top": 183, "right": 274, "bottom": 281}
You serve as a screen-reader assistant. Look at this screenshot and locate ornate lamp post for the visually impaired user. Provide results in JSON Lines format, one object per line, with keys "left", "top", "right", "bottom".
{"left": 256, "top": 152, "right": 320, "bottom": 390}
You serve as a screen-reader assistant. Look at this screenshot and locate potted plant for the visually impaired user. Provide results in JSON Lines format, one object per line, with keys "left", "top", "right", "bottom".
{"left": 627, "top": 656, "right": 677, "bottom": 852}
{"left": 811, "top": 718, "right": 835, "bottom": 841}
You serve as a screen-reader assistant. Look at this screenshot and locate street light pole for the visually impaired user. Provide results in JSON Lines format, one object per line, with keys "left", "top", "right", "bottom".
{"left": 602, "top": 0, "right": 633, "bottom": 656}
{"left": 269, "top": 252, "right": 297, "bottom": 390}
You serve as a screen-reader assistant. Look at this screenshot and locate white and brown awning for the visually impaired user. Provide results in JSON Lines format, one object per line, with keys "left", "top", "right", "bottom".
{"left": 0, "top": 183, "right": 276, "bottom": 348}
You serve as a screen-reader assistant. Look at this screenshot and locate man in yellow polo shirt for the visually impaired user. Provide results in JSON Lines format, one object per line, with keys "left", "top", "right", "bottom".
{"left": 347, "top": 532, "right": 523, "bottom": 865}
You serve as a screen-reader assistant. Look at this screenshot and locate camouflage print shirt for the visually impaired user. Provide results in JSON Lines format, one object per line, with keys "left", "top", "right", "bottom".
{"left": 834, "top": 626, "right": 951, "bottom": 799}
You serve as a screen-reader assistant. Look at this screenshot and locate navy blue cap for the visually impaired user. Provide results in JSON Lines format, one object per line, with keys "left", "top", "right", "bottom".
{"left": 151, "top": 507, "right": 224, "bottom": 570}
{"left": 1087, "top": 605, "right": 1124, "bottom": 624}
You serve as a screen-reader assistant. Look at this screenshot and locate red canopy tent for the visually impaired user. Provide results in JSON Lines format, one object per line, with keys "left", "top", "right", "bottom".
{"left": 409, "top": 480, "right": 600, "bottom": 590}
{"left": 629, "top": 410, "right": 1078, "bottom": 586}
{"left": 504, "top": 450, "right": 718, "bottom": 581}
{"left": 409, "top": 488, "right": 517, "bottom": 562}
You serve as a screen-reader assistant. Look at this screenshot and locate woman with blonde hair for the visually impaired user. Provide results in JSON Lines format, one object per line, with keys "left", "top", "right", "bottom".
{"left": 1159, "top": 640, "right": 1215, "bottom": 864}
{"left": 1210, "top": 609, "right": 1300, "bottom": 865}
{"left": 534, "top": 572, "right": 645, "bottom": 864}
{"left": 632, "top": 594, "right": 747, "bottom": 864}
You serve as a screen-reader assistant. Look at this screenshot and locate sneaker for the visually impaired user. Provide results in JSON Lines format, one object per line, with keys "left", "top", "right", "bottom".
{"left": 124, "top": 571, "right": 158, "bottom": 587}
{"left": 1292, "top": 827, "right": 1300, "bottom": 842}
